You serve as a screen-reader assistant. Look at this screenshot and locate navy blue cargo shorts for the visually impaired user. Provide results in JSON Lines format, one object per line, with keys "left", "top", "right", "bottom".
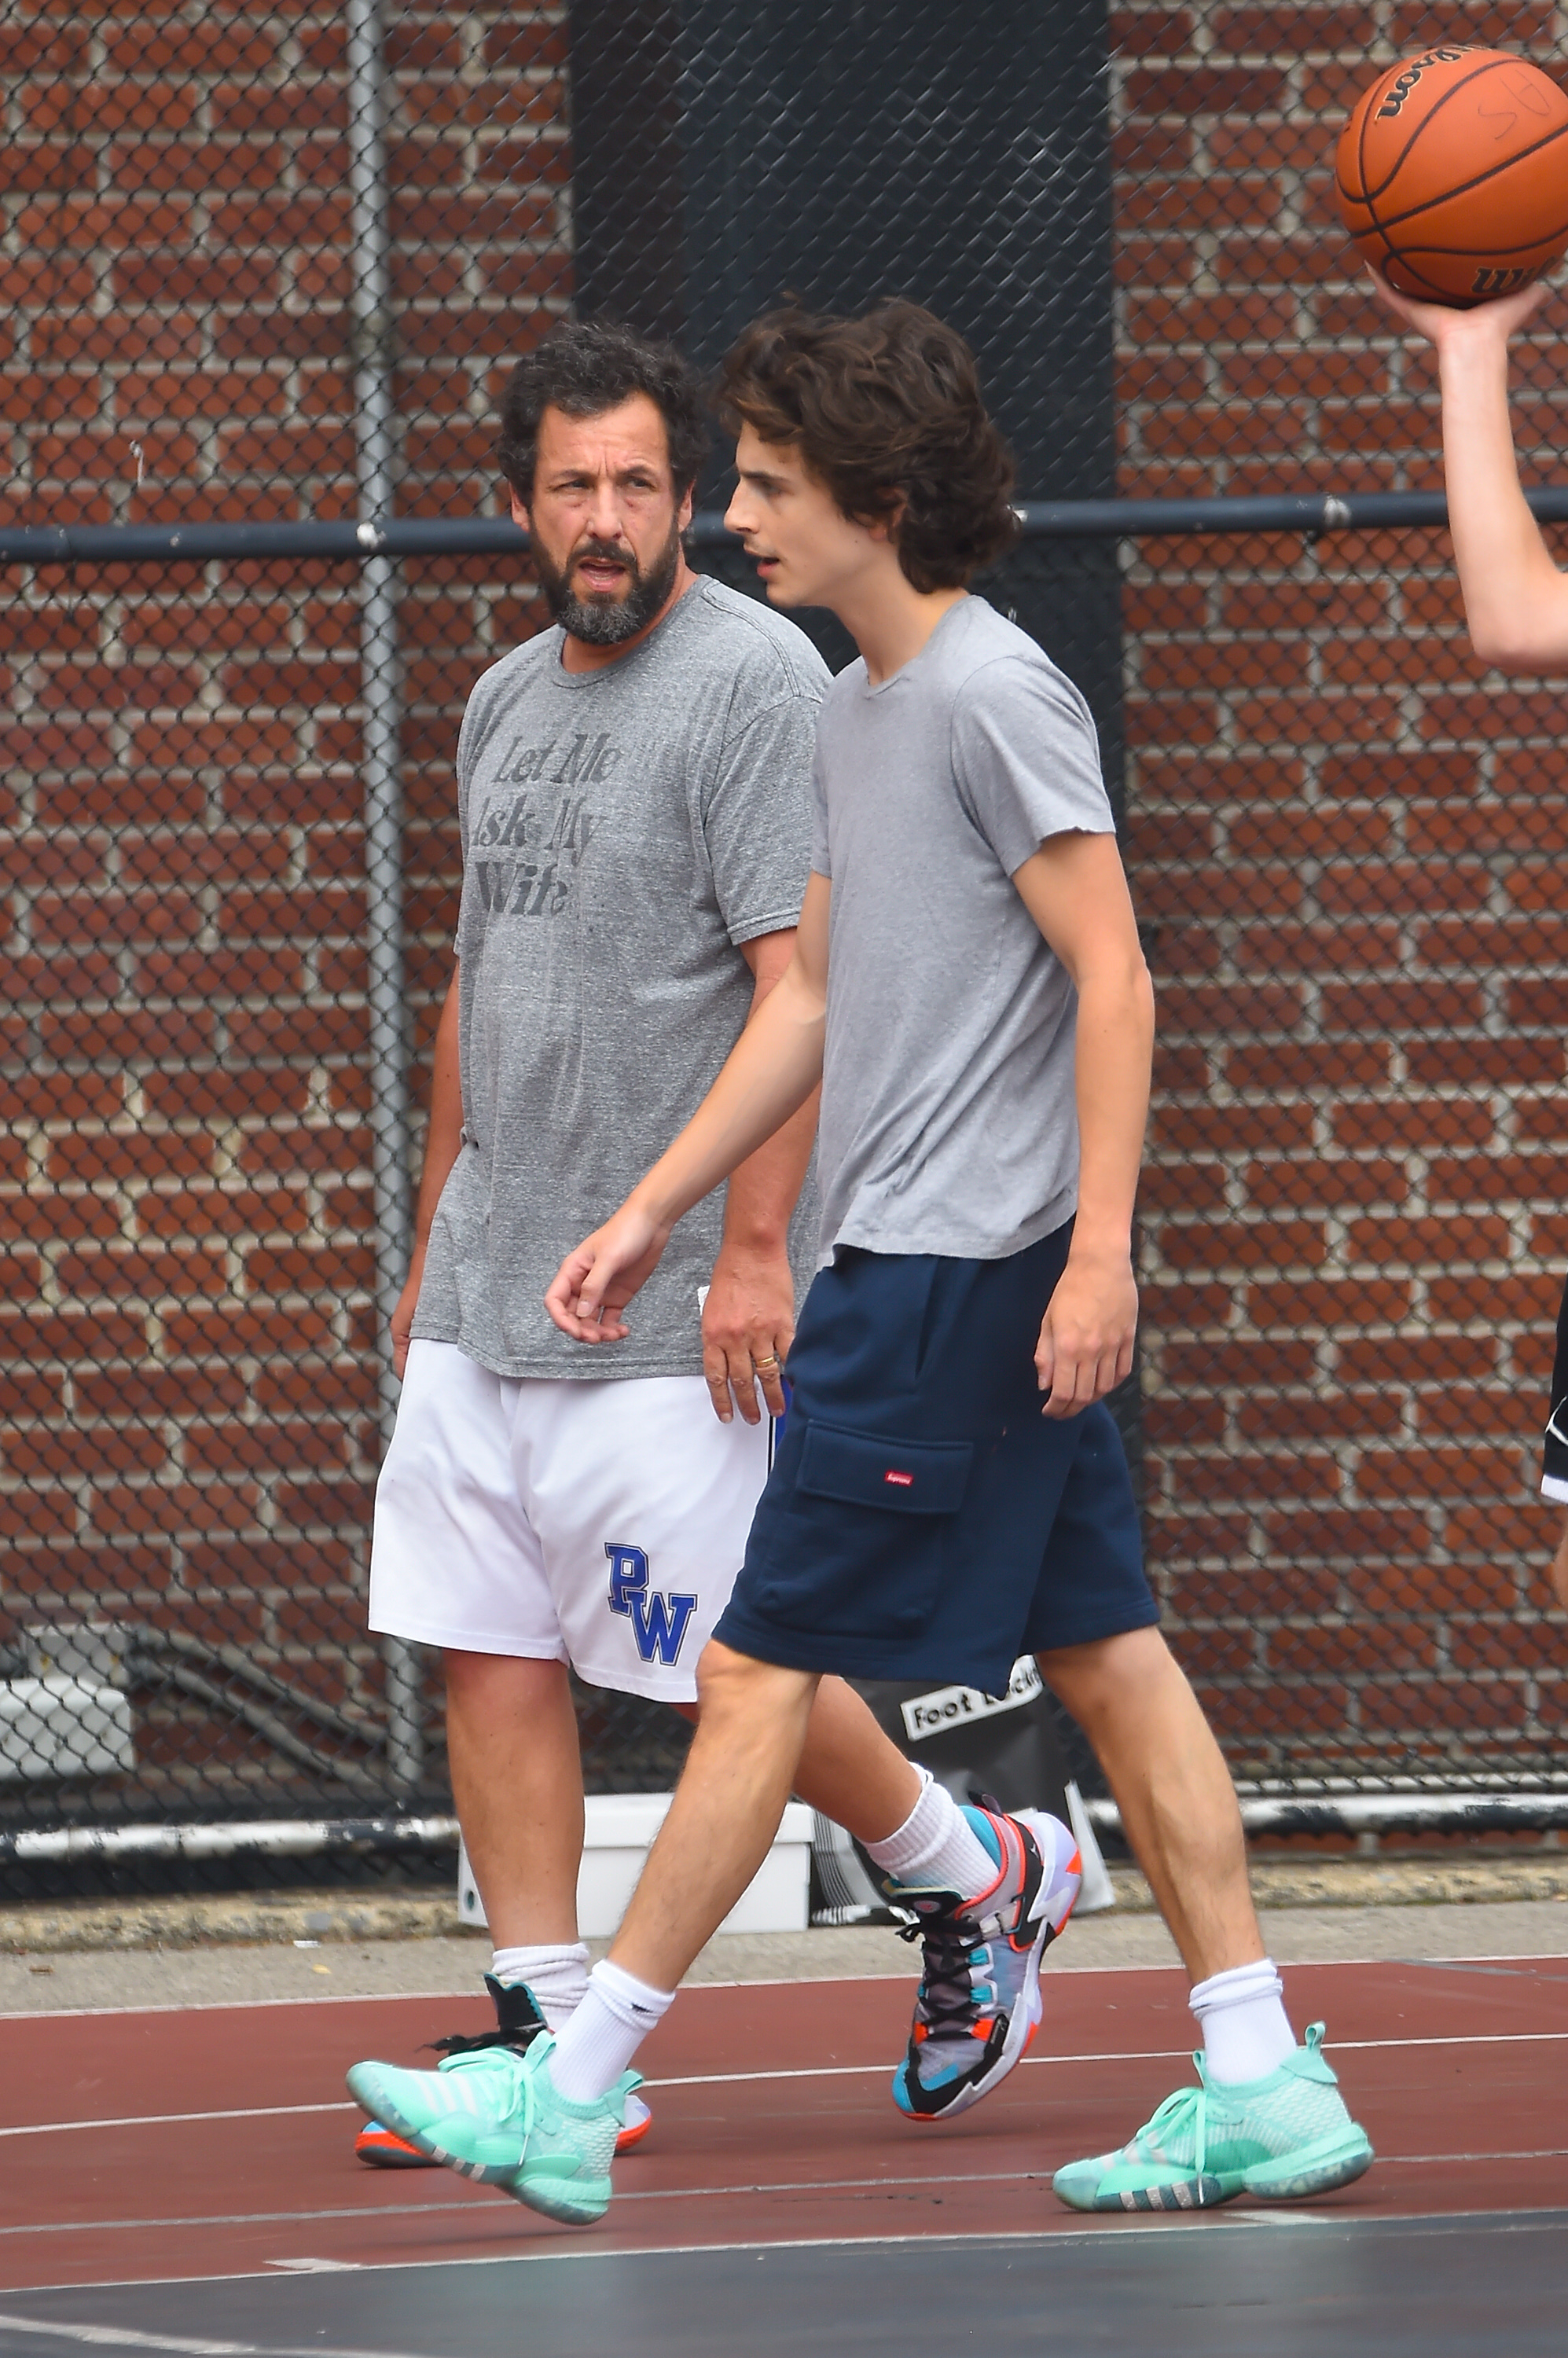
{"left": 714, "top": 1221, "right": 1157, "bottom": 1696}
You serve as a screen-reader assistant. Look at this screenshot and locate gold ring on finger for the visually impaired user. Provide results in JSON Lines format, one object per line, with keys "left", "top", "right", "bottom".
{"left": 755, "top": 1354, "right": 780, "bottom": 1372}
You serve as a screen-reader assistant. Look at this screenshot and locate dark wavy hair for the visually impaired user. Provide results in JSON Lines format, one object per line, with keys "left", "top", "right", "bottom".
{"left": 717, "top": 300, "right": 1019, "bottom": 592}
{"left": 497, "top": 318, "right": 709, "bottom": 504}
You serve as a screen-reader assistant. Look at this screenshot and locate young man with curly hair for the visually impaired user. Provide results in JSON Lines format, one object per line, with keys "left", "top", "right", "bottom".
{"left": 359, "top": 303, "right": 1373, "bottom": 2225}
{"left": 348, "top": 313, "right": 1081, "bottom": 2172}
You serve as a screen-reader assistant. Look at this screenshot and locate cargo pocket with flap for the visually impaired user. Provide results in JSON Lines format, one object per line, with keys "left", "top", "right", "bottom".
{"left": 749, "top": 1420, "right": 975, "bottom": 1640}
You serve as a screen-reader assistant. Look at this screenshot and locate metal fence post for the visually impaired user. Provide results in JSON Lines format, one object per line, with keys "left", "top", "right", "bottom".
{"left": 346, "top": 0, "right": 422, "bottom": 1790}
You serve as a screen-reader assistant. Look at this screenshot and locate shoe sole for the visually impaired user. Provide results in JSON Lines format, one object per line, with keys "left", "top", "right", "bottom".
{"left": 1244, "top": 2129, "right": 1375, "bottom": 2202}
{"left": 498, "top": 2168, "right": 612, "bottom": 2225}
{"left": 355, "top": 2124, "right": 435, "bottom": 2170}
{"left": 894, "top": 1809, "right": 1079, "bottom": 2125}
{"left": 1057, "top": 2131, "right": 1377, "bottom": 2214}
{"left": 354, "top": 2115, "right": 651, "bottom": 2165}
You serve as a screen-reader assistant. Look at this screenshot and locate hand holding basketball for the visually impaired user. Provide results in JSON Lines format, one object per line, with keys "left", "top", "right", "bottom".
{"left": 1368, "top": 264, "right": 1552, "bottom": 347}
{"left": 1337, "top": 47, "right": 1568, "bottom": 307}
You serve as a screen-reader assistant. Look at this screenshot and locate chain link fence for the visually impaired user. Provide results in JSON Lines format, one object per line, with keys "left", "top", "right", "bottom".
{"left": 2, "top": 0, "right": 1566, "bottom": 1888}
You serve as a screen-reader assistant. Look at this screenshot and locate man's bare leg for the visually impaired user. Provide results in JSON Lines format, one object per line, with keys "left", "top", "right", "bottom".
{"left": 793, "top": 1670, "right": 924, "bottom": 1842}
{"left": 450, "top": 1647, "right": 919, "bottom": 1961}
{"left": 611, "top": 1643, "right": 820, "bottom": 1991}
{"left": 444, "top": 1650, "right": 584, "bottom": 1947}
{"left": 1037, "top": 1625, "right": 1262, "bottom": 1982}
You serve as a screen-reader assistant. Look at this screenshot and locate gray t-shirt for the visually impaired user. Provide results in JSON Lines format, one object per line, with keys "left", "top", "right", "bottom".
{"left": 810, "top": 595, "right": 1115, "bottom": 1264}
{"left": 414, "top": 576, "right": 828, "bottom": 1376}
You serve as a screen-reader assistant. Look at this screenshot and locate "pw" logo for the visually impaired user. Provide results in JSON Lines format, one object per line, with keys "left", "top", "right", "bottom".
{"left": 605, "top": 1544, "right": 698, "bottom": 1667}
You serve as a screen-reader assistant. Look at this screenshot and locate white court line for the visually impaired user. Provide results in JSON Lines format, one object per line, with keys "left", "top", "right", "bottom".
{"left": 9, "top": 2023, "right": 1568, "bottom": 2143}
{"left": 0, "top": 2173, "right": 1056, "bottom": 2242}
{"left": 10, "top": 1946, "right": 1568, "bottom": 2026}
{"left": 0, "top": 1978, "right": 903, "bottom": 2026}
{"left": 0, "top": 2104, "right": 354, "bottom": 2142}
{"left": 0, "top": 2314, "right": 417, "bottom": 2358}
{"left": 13, "top": 2204, "right": 1568, "bottom": 2307}
{"left": 653, "top": 2026, "right": 1568, "bottom": 2088}
{"left": 5, "top": 2135, "right": 1566, "bottom": 2248}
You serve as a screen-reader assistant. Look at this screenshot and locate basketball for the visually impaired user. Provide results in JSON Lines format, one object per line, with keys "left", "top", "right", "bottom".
{"left": 1335, "top": 46, "right": 1568, "bottom": 306}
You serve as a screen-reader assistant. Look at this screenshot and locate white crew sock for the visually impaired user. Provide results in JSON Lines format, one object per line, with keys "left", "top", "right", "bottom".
{"left": 549, "top": 1956, "right": 675, "bottom": 2104}
{"left": 864, "top": 1768, "right": 999, "bottom": 1901}
{"left": 1189, "top": 1956, "right": 1297, "bottom": 2085}
{"left": 489, "top": 1942, "right": 590, "bottom": 2033}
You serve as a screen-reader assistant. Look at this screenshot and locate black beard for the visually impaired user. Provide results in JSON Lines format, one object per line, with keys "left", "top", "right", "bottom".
{"left": 534, "top": 525, "right": 681, "bottom": 646}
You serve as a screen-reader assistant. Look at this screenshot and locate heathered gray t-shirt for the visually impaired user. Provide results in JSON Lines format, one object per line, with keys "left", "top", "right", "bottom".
{"left": 414, "top": 576, "right": 828, "bottom": 1377}
{"left": 810, "top": 595, "right": 1115, "bottom": 1265}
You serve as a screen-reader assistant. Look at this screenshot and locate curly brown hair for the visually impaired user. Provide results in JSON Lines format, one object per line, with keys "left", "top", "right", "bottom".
{"left": 717, "top": 300, "right": 1019, "bottom": 593}
{"left": 497, "top": 318, "right": 708, "bottom": 505}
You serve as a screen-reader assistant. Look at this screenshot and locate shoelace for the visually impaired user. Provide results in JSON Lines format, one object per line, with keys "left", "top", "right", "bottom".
{"left": 432, "top": 2043, "right": 534, "bottom": 2135}
{"left": 900, "top": 1919, "right": 998, "bottom": 2038}
{"left": 1139, "top": 2084, "right": 1208, "bottom": 2177}
{"left": 427, "top": 1977, "right": 546, "bottom": 2059}
{"left": 436, "top": 2045, "right": 518, "bottom": 2080}
{"left": 428, "top": 2022, "right": 538, "bottom": 2058}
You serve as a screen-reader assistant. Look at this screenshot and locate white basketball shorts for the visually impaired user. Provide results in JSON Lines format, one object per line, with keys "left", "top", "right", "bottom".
{"left": 366, "top": 1338, "right": 772, "bottom": 1703}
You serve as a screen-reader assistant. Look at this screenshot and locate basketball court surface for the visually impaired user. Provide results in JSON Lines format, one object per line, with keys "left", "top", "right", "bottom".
{"left": 3, "top": 1948, "right": 1566, "bottom": 2355}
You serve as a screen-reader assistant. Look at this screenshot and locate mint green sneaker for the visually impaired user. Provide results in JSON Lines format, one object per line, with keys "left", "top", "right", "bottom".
{"left": 1052, "top": 2023, "right": 1374, "bottom": 2213}
{"left": 347, "top": 2036, "right": 634, "bottom": 2224}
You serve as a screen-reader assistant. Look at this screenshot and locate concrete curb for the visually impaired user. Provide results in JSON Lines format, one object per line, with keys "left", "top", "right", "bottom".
{"left": 1111, "top": 1856, "right": 1568, "bottom": 1915}
{"left": 0, "top": 1849, "right": 1556, "bottom": 1962}
{"left": 2, "top": 1853, "right": 1567, "bottom": 1954}
{"left": 0, "top": 1890, "right": 476, "bottom": 1955}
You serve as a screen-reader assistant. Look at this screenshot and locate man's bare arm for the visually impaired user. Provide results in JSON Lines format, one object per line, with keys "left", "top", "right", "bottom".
{"left": 391, "top": 963, "right": 464, "bottom": 1378}
{"left": 1011, "top": 832, "right": 1154, "bottom": 1419}
{"left": 545, "top": 876, "right": 831, "bottom": 1342}
{"left": 702, "top": 927, "right": 821, "bottom": 1425}
{"left": 1369, "top": 274, "right": 1568, "bottom": 672}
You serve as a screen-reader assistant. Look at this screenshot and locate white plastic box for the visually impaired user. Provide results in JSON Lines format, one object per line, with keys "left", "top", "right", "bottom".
{"left": 459, "top": 1792, "right": 814, "bottom": 1938}
{"left": 0, "top": 1677, "right": 135, "bottom": 1780}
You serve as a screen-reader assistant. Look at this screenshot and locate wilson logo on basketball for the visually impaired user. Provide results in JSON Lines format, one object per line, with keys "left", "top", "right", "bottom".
{"left": 1375, "top": 47, "right": 1469, "bottom": 120}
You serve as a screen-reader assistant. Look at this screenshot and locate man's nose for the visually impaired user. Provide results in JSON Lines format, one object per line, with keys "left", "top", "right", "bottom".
{"left": 583, "top": 480, "right": 627, "bottom": 541}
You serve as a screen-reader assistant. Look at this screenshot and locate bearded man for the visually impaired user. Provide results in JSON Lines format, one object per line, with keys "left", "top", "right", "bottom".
{"left": 354, "top": 319, "right": 961, "bottom": 2162}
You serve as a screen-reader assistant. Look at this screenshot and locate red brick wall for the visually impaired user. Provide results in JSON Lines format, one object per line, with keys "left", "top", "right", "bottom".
{"left": 4, "top": 0, "right": 1565, "bottom": 1809}
{"left": 1114, "top": 0, "right": 1568, "bottom": 1777}
{"left": 0, "top": 0, "right": 570, "bottom": 1804}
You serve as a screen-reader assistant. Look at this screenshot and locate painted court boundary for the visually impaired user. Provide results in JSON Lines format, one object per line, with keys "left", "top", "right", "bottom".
{"left": 9, "top": 2021, "right": 1568, "bottom": 2146}
{"left": 9, "top": 2147, "right": 1566, "bottom": 2248}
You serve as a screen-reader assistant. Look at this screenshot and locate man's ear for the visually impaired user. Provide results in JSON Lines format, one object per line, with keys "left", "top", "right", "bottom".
{"left": 861, "top": 491, "right": 905, "bottom": 548}
{"left": 677, "top": 482, "right": 695, "bottom": 534}
{"left": 509, "top": 488, "right": 531, "bottom": 531}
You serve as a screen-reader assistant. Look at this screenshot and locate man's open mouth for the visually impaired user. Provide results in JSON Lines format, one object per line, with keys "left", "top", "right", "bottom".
{"left": 576, "top": 560, "right": 630, "bottom": 593}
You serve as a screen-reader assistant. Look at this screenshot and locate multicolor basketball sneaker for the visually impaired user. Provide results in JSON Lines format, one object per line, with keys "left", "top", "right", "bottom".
{"left": 351, "top": 1974, "right": 651, "bottom": 2166}
{"left": 880, "top": 1802, "right": 1081, "bottom": 2122}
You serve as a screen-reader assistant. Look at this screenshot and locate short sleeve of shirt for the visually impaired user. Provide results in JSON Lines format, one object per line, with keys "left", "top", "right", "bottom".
{"left": 950, "top": 653, "right": 1115, "bottom": 878}
{"left": 702, "top": 691, "right": 821, "bottom": 944}
{"left": 808, "top": 740, "right": 830, "bottom": 880}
